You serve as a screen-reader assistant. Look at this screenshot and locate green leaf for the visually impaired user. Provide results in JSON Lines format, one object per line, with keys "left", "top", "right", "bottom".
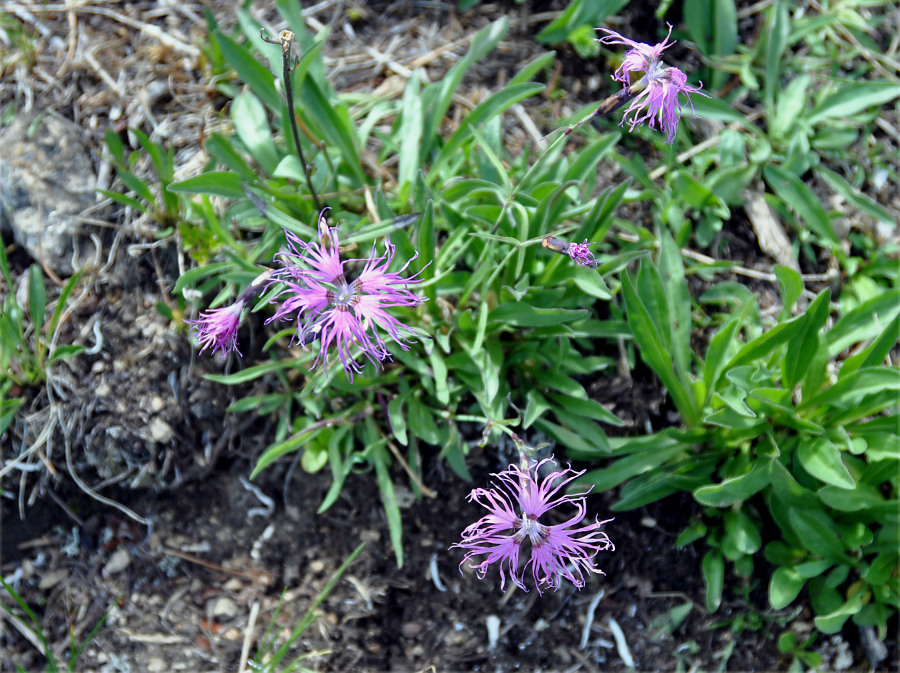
{"left": 693, "top": 457, "right": 771, "bottom": 507}
{"left": 168, "top": 172, "right": 245, "bottom": 199}
{"left": 818, "top": 167, "right": 894, "bottom": 225}
{"left": 827, "top": 289, "right": 900, "bottom": 357}
{"left": 572, "top": 266, "right": 612, "bottom": 300}
{"left": 797, "top": 437, "right": 855, "bottom": 489}
{"left": 488, "top": 302, "right": 587, "bottom": 327}
{"left": 658, "top": 228, "right": 692, "bottom": 384}
{"left": 27, "top": 265, "right": 46, "bottom": 338}
{"left": 387, "top": 394, "right": 408, "bottom": 446}
{"left": 801, "top": 367, "right": 900, "bottom": 411}
{"left": 782, "top": 288, "right": 830, "bottom": 389}
{"left": 702, "top": 549, "right": 724, "bottom": 612}
{"left": 420, "top": 18, "right": 509, "bottom": 163}
{"left": 397, "top": 70, "right": 423, "bottom": 188}
{"left": 840, "top": 312, "right": 900, "bottom": 378}
{"left": 702, "top": 318, "right": 740, "bottom": 396}
{"left": 232, "top": 91, "right": 280, "bottom": 176}
{"left": 432, "top": 83, "right": 545, "bottom": 178}
{"left": 622, "top": 269, "right": 699, "bottom": 426}
{"left": 769, "top": 566, "right": 806, "bottom": 610}
{"left": 808, "top": 82, "right": 900, "bottom": 125}
{"left": 814, "top": 594, "right": 863, "bottom": 634}
{"left": 372, "top": 446, "right": 404, "bottom": 568}
{"left": 251, "top": 425, "right": 325, "bottom": 478}
{"left": 213, "top": 30, "right": 280, "bottom": 111}
{"left": 788, "top": 509, "right": 847, "bottom": 563}
{"left": 579, "top": 443, "right": 686, "bottom": 490}
{"left": 763, "top": 164, "right": 838, "bottom": 247}
{"left": 774, "top": 265, "right": 803, "bottom": 320}
{"left": 724, "top": 510, "right": 762, "bottom": 555}
{"left": 547, "top": 392, "right": 623, "bottom": 427}
{"left": 725, "top": 314, "right": 804, "bottom": 370}
{"left": 771, "top": 74, "right": 810, "bottom": 138}
{"left": 298, "top": 77, "right": 366, "bottom": 185}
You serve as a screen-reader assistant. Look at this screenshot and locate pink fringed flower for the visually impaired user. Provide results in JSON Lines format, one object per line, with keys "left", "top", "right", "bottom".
{"left": 267, "top": 208, "right": 426, "bottom": 381}
{"left": 186, "top": 301, "right": 245, "bottom": 357}
{"left": 542, "top": 236, "right": 598, "bottom": 267}
{"left": 453, "top": 458, "right": 614, "bottom": 594}
{"left": 596, "top": 24, "right": 706, "bottom": 143}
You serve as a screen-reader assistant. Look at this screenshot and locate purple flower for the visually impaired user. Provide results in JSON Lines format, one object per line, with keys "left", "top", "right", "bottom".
{"left": 186, "top": 300, "right": 245, "bottom": 357}
{"left": 596, "top": 24, "right": 706, "bottom": 143}
{"left": 267, "top": 208, "right": 426, "bottom": 381}
{"left": 453, "top": 458, "right": 614, "bottom": 594}
{"left": 542, "top": 236, "right": 598, "bottom": 267}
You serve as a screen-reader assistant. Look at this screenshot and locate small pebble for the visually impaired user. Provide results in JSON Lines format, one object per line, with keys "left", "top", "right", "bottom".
{"left": 211, "top": 596, "right": 239, "bottom": 619}
{"left": 150, "top": 395, "right": 164, "bottom": 411}
{"left": 149, "top": 417, "right": 174, "bottom": 443}
{"left": 309, "top": 560, "right": 326, "bottom": 574}
{"left": 38, "top": 568, "right": 69, "bottom": 590}
{"left": 103, "top": 548, "right": 131, "bottom": 576}
{"left": 147, "top": 656, "right": 166, "bottom": 672}
{"left": 401, "top": 622, "right": 422, "bottom": 638}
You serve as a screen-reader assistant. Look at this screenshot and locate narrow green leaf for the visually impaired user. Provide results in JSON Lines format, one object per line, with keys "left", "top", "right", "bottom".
{"left": 168, "top": 172, "right": 245, "bottom": 199}
{"left": 372, "top": 447, "right": 404, "bottom": 567}
{"left": 808, "top": 82, "right": 900, "bottom": 125}
{"left": 763, "top": 164, "right": 838, "bottom": 246}
{"left": 703, "top": 549, "right": 725, "bottom": 612}
{"left": 213, "top": 30, "right": 280, "bottom": 111}
{"left": 814, "top": 594, "right": 863, "bottom": 634}
{"left": 658, "top": 228, "right": 691, "bottom": 383}
{"left": 27, "top": 265, "right": 46, "bottom": 338}
{"left": 827, "top": 289, "right": 900, "bottom": 357}
{"left": 782, "top": 288, "right": 830, "bottom": 389}
{"left": 232, "top": 91, "right": 280, "bottom": 176}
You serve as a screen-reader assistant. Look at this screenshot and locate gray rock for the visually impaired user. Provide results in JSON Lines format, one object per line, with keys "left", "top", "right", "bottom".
{"left": 0, "top": 112, "right": 97, "bottom": 275}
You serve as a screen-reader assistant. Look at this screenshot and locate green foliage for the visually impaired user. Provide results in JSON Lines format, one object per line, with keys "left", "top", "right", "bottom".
{"left": 101, "top": 0, "right": 899, "bottom": 651}
{"left": 0, "top": 239, "right": 84, "bottom": 394}
{"left": 579, "top": 247, "right": 899, "bottom": 638}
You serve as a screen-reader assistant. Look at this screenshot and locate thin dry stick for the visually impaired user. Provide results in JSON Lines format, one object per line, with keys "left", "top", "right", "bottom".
{"left": 263, "top": 29, "right": 322, "bottom": 211}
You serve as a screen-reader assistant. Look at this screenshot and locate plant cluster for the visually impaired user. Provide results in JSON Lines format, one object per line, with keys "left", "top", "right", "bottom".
{"left": 4, "top": 0, "right": 897, "bottom": 661}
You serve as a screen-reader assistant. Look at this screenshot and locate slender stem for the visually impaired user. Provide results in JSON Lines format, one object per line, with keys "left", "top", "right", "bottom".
{"left": 266, "top": 29, "right": 322, "bottom": 211}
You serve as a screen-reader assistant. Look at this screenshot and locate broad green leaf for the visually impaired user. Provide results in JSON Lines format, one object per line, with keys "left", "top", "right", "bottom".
{"left": 622, "top": 270, "right": 699, "bottom": 426}
{"left": 573, "top": 266, "right": 612, "bottom": 300}
{"left": 818, "top": 167, "right": 894, "bottom": 225}
{"left": 420, "top": 18, "right": 509, "bottom": 163}
{"left": 814, "top": 594, "right": 863, "bottom": 634}
{"left": 702, "top": 318, "right": 740, "bottom": 395}
{"left": 298, "top": 77, "right": 366, "bottom": 185}
{"left": 233, "top": 91, "right": 280, "bottom": 176}
{"left": 27, "top": 265, "right": 46, "bottom": 337}
{"left": 769, "top": 566, "right": 806, "bottom": 609}
{"left": 547, "top": 392, "right": 623, "bottom": 426}
{"left": 724, "top": 510, "right": 762, "bottom": 554}
{"left": 771, "top": 75, "right": 810, "bottom": 138}
{"left": 818, "top": 484, "right": 886, "bottom": 512}
{"left": 432, "top": 83, "right": 545, "bottom": 178}
{"left": 797, "top": 437, "right": 855, "bottom": 489}
{"left": 788, "top": 509, "right": 847, "bottom": 563}
{"left": 693, "top": 457, "right": 771, "bottom": 507}
{"left": 387, "top": 393, "right": 408, "bottom": 446}
{"left": 579, "top": 443, "right": 686, "bottom": 490}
